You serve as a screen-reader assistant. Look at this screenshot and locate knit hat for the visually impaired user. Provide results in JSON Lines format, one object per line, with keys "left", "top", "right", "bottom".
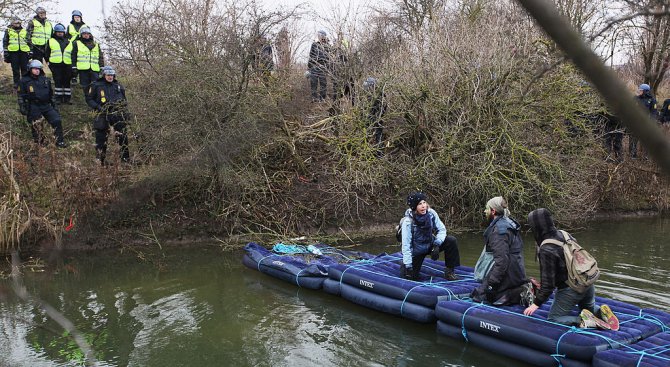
{"left": 407, "top": 192, "right": 427, "bottom": 211}
{"left": 486, "top": 196, "right": 511, "bottom": 217}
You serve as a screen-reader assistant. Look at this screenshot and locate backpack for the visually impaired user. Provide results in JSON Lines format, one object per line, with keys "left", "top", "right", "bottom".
{"left": 395, "top": 217, "right": 410, "bottom": 242}
{"left": 540, "top": 230, "right": 600, "bottom": 293}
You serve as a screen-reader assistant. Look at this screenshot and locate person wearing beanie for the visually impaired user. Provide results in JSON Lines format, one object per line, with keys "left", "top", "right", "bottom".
{"left": 523, "top": 208, "right": 617, "bottom": 329}
{"left": 399, "top": 192, "right": 460, "bottom": 281}
{"left": 307, "top": 30, "right": 331, "bottom": 102}
{"left": 471, "top": 196, "right": 529, "bottom": 306}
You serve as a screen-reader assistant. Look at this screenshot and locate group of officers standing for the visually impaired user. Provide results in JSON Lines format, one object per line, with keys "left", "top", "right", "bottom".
{"left": 3, "top": 7, "right": 131, "bottom": 165}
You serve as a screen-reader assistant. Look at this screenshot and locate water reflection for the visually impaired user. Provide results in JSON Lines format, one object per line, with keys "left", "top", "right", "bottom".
{"left": 0, "top": 217, "right": 667, "bottom": 366}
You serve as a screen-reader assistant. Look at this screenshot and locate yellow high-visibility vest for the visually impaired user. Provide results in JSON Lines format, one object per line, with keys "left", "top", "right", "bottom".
{"left": 48, "top": 38, "right": 73, "bottom": 64}
{"left": 7, "top": 28, "right": 30, "bottom": 52}
{"left": 75, "top": 40, "right": 100, "bottom": 71}
{"left": 67, "top": 23, "right": 87, "bottom": 42}
{"left": 30, "top": 19, "right": 53, "bottom": 46}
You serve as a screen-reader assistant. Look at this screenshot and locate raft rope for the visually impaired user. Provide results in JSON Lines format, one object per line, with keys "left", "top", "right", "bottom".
{"left": 454, "top": 297, "right": 670, "bottom": 366}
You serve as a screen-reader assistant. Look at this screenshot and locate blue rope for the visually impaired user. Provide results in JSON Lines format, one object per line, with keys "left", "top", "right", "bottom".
{"left": 460, "top": 303, "right": 483, "bottom": 342}
{"left": 550, "top": 353, "right": 566, "bottom": 367}
{"left": 400, "top": 279, "right": 459, "bottom": 316}
{"left": 257, "top": 254, "right": 278, "bottom": 272}
{"left": 295, "top": 268, "right": 305, "bottom": 288}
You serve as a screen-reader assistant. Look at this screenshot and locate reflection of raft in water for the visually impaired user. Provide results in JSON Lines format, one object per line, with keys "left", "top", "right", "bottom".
{"left": 242, "top": 243, "right": 670, "bottom": 366}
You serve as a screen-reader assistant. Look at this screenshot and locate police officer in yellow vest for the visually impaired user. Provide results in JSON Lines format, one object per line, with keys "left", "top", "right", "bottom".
{"left": 70, "top": 26, "right": 104, "bottom": 91}
{"left": 3, "top": 17, "right": 30, "bottom": 88}
{"left": 67, "top": 10, "right": 87, "bottom": 42}
{"left": 25, "top": 6, "right": 53, "bottom": 64}
{"left": 45, "top": 24, "right": 73, "bottom": 104}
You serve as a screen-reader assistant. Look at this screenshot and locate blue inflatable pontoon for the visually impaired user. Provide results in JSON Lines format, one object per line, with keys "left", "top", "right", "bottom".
{"left": 435, "top": 297, "right": 670, "bottom": 366}
{"left": 242, "top": 242, "right": 373, "bottom": 289}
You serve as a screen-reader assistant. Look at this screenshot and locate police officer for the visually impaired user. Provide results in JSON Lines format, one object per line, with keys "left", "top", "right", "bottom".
{"left": 25, "top": 7, "right": 53, "bottom": 64}
{"left": 67, "top": 10, "right": 87, "bottom": 42}
{"left": 631, "top": 83, "right": 657, "bottom": 159}
{"left": 86, "top": 67, "right": 130, "bottom": 165}
{"left": 71, "top": 26, "right": 104, "bottom": 90}
{"left": 45, "top": 24, "right": 73, "bottom": 104}
{"left": 3, "top": 17, "right": 30, "bottom": 88}
{"left": 18, "top": 60, "right": 67, "bottom": 148}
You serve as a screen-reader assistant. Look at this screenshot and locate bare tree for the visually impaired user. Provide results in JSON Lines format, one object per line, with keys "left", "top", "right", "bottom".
{"left": 619, "top": 0, "right": 670, "bottom": 92}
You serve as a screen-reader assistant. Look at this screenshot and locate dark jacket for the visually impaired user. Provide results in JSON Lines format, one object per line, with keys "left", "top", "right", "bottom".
{"left": 18, "top": 69, "right": 53, "bottom": 104}
{"left": 70, "top": 36, "right": 104, "bottom": 69}
{"left": 660, "top": 99, "right": 670, "bottom": 123}
{"left": 637, "top": 92, "right": 657, "bottom": 120}
{"left": 481, "top": 216, "right": 527, "bottom": 292}
{"left": 308, "top": 41, "right": 330, "bottom": 72}
{"left": 86, "top": 77, "right": 126, "bottom": 111}
{"left": 528, "top": 208, "right": 569, "bottom": 307}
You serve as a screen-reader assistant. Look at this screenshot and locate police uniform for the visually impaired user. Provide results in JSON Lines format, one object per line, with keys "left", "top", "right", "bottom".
{"left": 18, "top": 68, "right": 66, "bottom": 146}
{"left": 26, "top": 16, "right": 53, "bottom": 63}
{"left": 45, "top": 33, "right": 73, "bottom": 103}
{"left": 85, "top": 75, "right": 130, "bottom": 164}
{"left": 2, "top": 25, "right": 30, "bottom": 87}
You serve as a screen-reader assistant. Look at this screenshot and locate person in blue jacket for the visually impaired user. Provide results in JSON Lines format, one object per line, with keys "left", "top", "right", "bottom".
{"left": 471, "top": 196, "right": 529, "bottom": 306}
{"left": 400, "top": 192, "right": 460, "bottom": 281}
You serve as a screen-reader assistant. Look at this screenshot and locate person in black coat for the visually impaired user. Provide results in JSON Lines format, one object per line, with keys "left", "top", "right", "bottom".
{"left": 308, "top": 30, "right": 330, "bottom": 102}
{"left": 631, "top": 83, "right": 657, "bottom": 158}
{"left": 17, "top": 60, "right": 66, "bottom": 147}
{"left": 471, "top": 197, "right": 529, "bottom": 306}
{"left": 85, "top": 67, "right": 130, "bottom": 165}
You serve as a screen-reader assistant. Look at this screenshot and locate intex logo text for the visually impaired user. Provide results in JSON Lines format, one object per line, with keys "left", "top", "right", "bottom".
{"left": 479, "top": 321, "right": 501, "bottom": 333}
{"left": 272, "top": 261, "right": 285, "bottom": 266}
{"left": 359, "top": 280, "right": 374, "bottom": 288}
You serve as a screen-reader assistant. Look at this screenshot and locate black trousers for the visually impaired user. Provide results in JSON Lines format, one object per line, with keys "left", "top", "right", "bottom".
{"left": 8, "top": 51, "right": 29, "bottom": 87}
{"left": 401, "top": 235, "right": 460, "bottom": 279}
{"left": 31, "top": 46, "right": 47, "bottom": 64}
{"left": 48, "top": 63, "right": 72, "bottom": 100}
{"left": 604, "top": 132, "right": 623, "bottom": 161}
{"left": 27, "top": 103, "right": 64, "bottom": 144}
{"left": 94, "top": 116, "right": 129, "bottom": 163}
{"left": 79, "top": 70, "right": 99, "bottom": 89}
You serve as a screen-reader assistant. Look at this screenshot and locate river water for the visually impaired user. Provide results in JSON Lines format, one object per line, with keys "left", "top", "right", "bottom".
{"left": 1, "top": 217, "right": 668, "bottom": 367}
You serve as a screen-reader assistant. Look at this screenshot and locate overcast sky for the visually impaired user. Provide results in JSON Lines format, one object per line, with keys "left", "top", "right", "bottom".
{"left": 50, "top": 0, "right": 372, "bottom": 37}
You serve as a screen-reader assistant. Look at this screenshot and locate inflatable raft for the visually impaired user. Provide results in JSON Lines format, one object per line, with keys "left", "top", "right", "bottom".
{"left": 435, "top": 297, "right": 670, "bottom": 367}
{"left": 243, "top": 242, "right": 670, "bottom": 366}
{"left": 242, "top": 242, "right": 373, "bottom": 289}
{"left": 323, "top": 252, "right": 479, "bottom": 323}
{"left": 592, "top": 331, "right": 670, "bottom": 367}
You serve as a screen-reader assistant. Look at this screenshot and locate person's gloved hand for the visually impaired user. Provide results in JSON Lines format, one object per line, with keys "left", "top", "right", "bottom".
{"left": 3, "top": 51, "right": 9, "bottom": 63}
{"left": 485, "top": 285, "right": 497, "bottom": 303}
{"left": 430, "top": 245, "right": 440, "bottom": 261}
